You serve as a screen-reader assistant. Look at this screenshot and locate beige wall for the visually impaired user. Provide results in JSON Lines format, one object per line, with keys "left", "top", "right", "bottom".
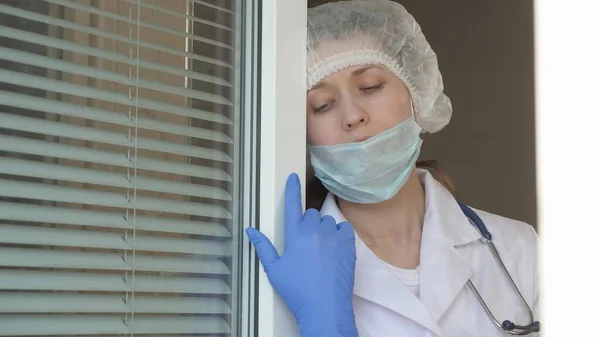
{"left": 309, "top": 0, "right": 537, "bottom": 227}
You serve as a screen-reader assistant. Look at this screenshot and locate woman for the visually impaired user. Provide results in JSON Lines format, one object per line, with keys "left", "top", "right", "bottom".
{"left": 246, "top": 1, "right": 540, "bottom": 336}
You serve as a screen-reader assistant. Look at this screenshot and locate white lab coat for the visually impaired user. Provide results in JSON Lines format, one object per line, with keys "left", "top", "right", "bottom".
{"left": 320, "top": 169, "right": 540, "bottom": 337}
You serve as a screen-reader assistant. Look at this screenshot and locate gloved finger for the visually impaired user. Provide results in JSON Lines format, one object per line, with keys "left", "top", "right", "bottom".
{"left": 284, "top": 173, "right": 303, "bottom": 237}
{"left": 302, "top": 208, "right": 322, "bottom": 232}
{"left": 246, "top": 227, "right": 280, "bottom": 267}
{"left": 319, "top": 215, "right": 338, "bottom": 234}
{"left": 336, "top": 221, "right": 355, "bottom": 237}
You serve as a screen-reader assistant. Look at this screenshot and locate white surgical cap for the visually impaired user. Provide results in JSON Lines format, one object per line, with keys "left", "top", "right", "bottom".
{"left": 307, "top": 0, "right": 452, "bottom": 133}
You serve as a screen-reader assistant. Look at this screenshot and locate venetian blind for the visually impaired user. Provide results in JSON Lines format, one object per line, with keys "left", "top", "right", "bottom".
{"left": 0, "top": 0, "right": 246, "bottom": 335}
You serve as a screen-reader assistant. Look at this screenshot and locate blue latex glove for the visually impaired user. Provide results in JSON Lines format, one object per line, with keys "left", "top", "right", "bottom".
{"left": 246, "top": 173, "right": 359, "bottom": 337}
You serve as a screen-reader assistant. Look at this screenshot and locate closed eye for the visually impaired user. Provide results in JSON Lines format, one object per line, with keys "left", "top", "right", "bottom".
{"left": 313, "top": 99, "right": 335, "bottom": 113}
{"left": 313, "top": 103, "right": 329, "bottom": 113}
{"left": 361, "top": 84, "right": 384, "bottom": 93}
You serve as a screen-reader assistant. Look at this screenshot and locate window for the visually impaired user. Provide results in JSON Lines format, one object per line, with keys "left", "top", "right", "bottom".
{"left": 0, "top": 0, "right": 260, "bottom": 335}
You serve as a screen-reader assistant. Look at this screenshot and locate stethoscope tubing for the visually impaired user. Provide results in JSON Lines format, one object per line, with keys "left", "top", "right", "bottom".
{"left": 458, "top": 202, "right": 540, "bottom": 335}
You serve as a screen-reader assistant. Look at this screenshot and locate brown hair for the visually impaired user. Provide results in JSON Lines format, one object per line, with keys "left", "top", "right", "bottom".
{"left": 306, "top": 160, "right": 457, "bottom": 210}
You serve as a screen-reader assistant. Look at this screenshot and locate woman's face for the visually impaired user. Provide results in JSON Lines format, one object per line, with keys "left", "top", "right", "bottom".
{"left": 306, "top": 64, "right": 412, "bottom": 146}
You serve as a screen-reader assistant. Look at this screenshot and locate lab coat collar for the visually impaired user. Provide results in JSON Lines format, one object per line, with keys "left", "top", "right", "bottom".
{"left": 320, "top": 169, "right": 481, "bottom": 331}
{"left": 417, "top": 169, "right": 481, "bottom": 246}
{"left": 417, "top": 169, "right": 479, "bottom": 322}
{"left": 322, "top": 192, "right": 444, "bottom": 336}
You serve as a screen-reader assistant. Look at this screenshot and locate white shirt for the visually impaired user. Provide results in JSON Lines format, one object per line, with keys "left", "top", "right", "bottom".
{"left": 320, "top": 169, "right": 540, "bottom": 337}
{"left": 385, "top": 264, "right": 420, "bottom": 297}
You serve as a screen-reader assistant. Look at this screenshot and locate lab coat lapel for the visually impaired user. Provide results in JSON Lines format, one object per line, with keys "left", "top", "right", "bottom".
{"left": 418, "top": 170, "right": 480, "bottom": 322}
{"left": 419, "top": 230, "right": 473, "bottom": 322}
{"left": 354, "top": 238, "right": 444, "bottom": 337}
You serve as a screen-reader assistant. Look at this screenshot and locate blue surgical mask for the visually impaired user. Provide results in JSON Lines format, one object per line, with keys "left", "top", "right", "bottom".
{"left": 308, "top": 115, "right": 422, "bottom": 204}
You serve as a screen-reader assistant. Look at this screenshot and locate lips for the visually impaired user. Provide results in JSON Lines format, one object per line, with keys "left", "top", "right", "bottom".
{"left": 355, "top": 136, "right": 372, "bottom": 142}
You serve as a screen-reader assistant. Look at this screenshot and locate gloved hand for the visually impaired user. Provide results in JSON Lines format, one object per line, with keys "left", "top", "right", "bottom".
{"left": 246, "top": 173, "right": 359, "bottom": 337}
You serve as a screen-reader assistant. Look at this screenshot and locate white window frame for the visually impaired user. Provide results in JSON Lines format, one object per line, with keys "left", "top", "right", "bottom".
{"left": 252, "top": 0, "right": 308, "bottom": 337}
{"left": 535, "top": 1, "right": 599, "bottom": 336}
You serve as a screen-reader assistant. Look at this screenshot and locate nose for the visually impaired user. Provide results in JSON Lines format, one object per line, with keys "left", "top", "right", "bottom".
{"left": 341, "top": 99, "right": 369, "bottom": 130}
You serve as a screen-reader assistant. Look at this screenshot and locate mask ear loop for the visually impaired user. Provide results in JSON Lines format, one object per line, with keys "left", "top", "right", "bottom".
{"left": 409, "top": 97, "right": 425, "bottom": 134}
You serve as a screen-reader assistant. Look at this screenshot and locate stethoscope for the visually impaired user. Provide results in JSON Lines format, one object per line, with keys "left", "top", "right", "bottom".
{"left": 457, "top": 202, "right": 541, "bottom": 335}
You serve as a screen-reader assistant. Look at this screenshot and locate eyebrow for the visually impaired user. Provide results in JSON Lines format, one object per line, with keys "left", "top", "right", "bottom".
{"left": 309, "top": 65, "right": 381, "bottom": 91}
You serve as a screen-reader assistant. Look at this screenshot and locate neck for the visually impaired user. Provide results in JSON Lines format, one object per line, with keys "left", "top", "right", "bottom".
{"left": 337, "top": 168, "right": 425, "bottom": 269}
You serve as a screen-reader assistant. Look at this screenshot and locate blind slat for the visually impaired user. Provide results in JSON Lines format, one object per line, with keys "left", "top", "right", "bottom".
{"left": 194, "top": 0, "right": 235, "bottom": 14}
{"left": 0, "top": 270, "right": 231, "bottom": 294}
{"left": 0, "top": 135, "right": 233, "bottom": 181}
{"left": 0, "top": 247, "right": 231, "bottom": 274}
{"left": 0, "top": 224, "right": 231, "bottom": 256}
{"left": 0, "top": 315, "right": 230, "bottom": 336}
{"left": 0, "top": 91, "right": 234, "bottom": 143}
{"left": 0, "top": 293, "right": 230, "bottom": 314}
{"left": 45, "top": 0, "right": 233, "bottom": 50}
{"left": 0, "top": 69, "right": 233, "bottom": 125}
{"left": 0, "top": 47, "right": 233, "bottom": 105}
{"left": 122, "top": 0, "right": 233, "bottom": 31}
{"left": 0, "top": 26, "right": 233, "bottom": 73}
{"left": 0, "top": 202, "right": 231, "bottom": 237}
{"left": 0, "top": 112, "right": 234, "bottom": 163}
{"left": 0, "top": 5, "right": 233, "bottom": 59}
{"left": 0, "top": 158, "right": 232, "bottom": 200}
{"left": 0, "top": 179, "right": 233, "bottom": 219}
